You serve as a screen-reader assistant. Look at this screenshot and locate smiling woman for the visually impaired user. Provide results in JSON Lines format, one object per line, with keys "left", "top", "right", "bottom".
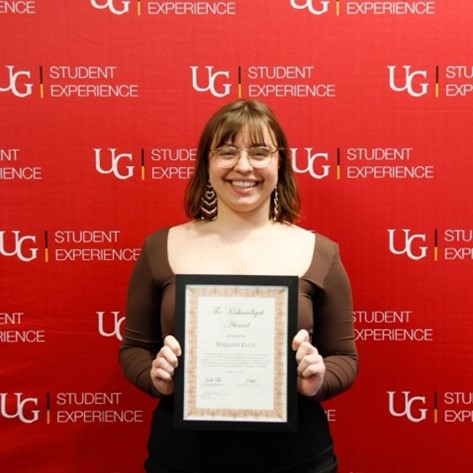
{"left": 185, "top": 99, "right": 299, "bottom": 224}
{"left": 119, "top": 99, "right": 358, "bottom": 473}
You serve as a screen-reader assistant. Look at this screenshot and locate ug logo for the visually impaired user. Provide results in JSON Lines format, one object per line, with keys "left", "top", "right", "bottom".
{"left": 0, "top": 65, "right": 33, "bottom": 97}
{"left": 0, "top": 393, "right": 40, "bottom": 424}
{"left": 96, "top": 311, "right": 125, "bottom": 340}
{"left": 388, "top": 65, "right": 429, "bottom": 97}
{"left": 190, "top": 66, "right": 232, "bottom": 97}
{"left": 290, "top": 0, "right": 330, "bottom": 15}
{"left": 290, "top": 148, "right": 330, "bottom": 179}
{"left": 387, "top": 229, "right": 428, "bottom": 260}
{"left": 0, "top": 230, "right": 38, "bottom": 262}
{"left": 94, "top": 148, "right": 135, "bottom": 179}
{"left": 387, "top": 391, "right": 428, "bottom": 423}
{"left": 90, "top": 0, "right": 130, "bottom": 15}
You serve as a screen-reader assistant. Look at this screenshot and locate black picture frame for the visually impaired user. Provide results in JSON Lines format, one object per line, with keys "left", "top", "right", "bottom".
{"left": 173, "top": 274, "right": 298, "bottom": 432}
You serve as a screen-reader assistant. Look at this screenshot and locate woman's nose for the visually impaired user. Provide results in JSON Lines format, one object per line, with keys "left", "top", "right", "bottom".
{"left": 233, "top": 150, "right": 253, "bottom": 171}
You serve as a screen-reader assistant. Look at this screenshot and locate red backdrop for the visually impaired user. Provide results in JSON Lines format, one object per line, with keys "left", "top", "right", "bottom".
{"left": 1, "top": 1, "right": 472, "bottom": 472}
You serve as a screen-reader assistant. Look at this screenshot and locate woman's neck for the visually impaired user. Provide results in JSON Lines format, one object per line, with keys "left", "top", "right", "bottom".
{"left": 213, "top": 208, "right": 274, "bottom": 233}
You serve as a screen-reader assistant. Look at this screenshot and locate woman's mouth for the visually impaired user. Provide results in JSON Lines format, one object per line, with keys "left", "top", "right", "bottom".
{"left": 231, "top": 180, "right": 257, "bottom": 189}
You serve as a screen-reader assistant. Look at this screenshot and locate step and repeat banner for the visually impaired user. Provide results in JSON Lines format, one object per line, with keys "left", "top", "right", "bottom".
{"left": 1, "top": 1, "right": 472, "bottom": 472}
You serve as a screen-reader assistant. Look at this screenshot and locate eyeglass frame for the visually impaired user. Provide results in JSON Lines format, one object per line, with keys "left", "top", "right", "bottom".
{"left": 210, "top": 145, "right": 283, "bottom": 169}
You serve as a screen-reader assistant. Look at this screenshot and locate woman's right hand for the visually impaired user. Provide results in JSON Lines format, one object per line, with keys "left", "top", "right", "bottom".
{"left": 150, "top": 335, "right": 182, "bottom": 396}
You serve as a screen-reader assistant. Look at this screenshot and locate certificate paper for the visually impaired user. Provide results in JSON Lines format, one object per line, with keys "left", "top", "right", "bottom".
{"left": 174, "top": 274, "right": 298, "bottom": 431}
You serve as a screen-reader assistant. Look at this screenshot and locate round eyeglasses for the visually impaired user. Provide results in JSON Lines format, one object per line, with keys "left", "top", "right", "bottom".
{"left": 211, "top": 146, "right": 279, "bottom": 169}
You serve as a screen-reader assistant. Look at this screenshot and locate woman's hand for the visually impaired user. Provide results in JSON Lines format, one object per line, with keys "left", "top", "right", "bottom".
{"left": 150, "top": 335, "right": 182, "bottom": 396}
{"left": 292, "top": 329, "right": 325, "bottom": 398}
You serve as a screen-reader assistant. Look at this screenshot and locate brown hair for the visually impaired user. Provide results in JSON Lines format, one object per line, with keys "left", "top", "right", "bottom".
{"left": 184, "top": 99, "right": 300, "bottom": 223}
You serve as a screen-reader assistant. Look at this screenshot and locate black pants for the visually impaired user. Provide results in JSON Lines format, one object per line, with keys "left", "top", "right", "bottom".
{"left": 145, "top": 447, "right": 338, "bottom": 473}
{"left": 146, "top": 463, "right": 337, "bottom": 473}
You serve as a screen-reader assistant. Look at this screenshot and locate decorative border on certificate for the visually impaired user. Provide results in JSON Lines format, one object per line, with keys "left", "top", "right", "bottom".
{"left": 174, "top": 274, "right": 298, "bottom": 432}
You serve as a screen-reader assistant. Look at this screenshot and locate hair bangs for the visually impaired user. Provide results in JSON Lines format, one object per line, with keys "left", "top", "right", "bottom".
{"left": 212, "top": 109, "right": 275, "bottom": 149}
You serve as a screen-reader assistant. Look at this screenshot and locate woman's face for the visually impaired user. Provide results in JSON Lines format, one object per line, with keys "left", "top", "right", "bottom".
{"left": 208, "top": 125, "right": 279, "bottom": 219}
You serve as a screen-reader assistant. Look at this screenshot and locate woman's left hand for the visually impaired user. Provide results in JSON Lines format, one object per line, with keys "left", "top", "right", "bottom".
{"left": 292, "top": 329, "right": 325, "bottom": 397}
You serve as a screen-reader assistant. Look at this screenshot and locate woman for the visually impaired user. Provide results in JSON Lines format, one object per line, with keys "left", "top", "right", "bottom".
{"left": 119, "top": 99, "right": 358, "bottom": 473}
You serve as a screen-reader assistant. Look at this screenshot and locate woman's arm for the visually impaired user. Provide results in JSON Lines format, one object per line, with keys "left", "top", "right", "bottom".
{"left": 119, "top": 240, "right": 164, "bottom": 397}
{"left": 311, "top": 244, "right": 358, "bottom": 402}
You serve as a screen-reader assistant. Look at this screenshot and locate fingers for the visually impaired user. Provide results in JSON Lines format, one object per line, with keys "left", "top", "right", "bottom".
{"left": 151, "top": 336, "right": 182, "bottom": 382}
{"left": 152, "top": 350, "right": 176, "bottom": 381}
{"left": 292, "top": 328, "right": 310, "bottom": 351}
{"left": 163, "top": 335, "right": 182, "bottom": 357}
{"left": 296, "top": 348, "right": 325, "bottom": 379}
{"left": 292, "top": 329, "right": 325, "bottom": 379}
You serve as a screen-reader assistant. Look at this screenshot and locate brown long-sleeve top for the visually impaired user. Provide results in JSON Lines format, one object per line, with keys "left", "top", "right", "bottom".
{"left": 119, "top": 227, "right": 358, "bottom": 402}
{"left": 119, "top": 226, "right": 358, "bottom": 472}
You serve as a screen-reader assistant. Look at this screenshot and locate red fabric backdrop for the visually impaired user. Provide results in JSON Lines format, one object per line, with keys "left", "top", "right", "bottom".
{"left": 1, "top": 1, "right": 472, "bottom": 472}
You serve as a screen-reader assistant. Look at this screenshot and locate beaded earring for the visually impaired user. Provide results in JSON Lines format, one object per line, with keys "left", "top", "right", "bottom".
{"left": 200, "top": 182, "right": 218, "bottom": 221}
{"left": 272, "top": 187, "right": 279, "bottom": 222}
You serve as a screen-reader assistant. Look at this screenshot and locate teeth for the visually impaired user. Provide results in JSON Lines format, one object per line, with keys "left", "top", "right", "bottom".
{"left": 232, "top": 181, "right": 256, "bottom": 188}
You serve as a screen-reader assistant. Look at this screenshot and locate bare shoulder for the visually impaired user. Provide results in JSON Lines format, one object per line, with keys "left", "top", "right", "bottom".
{"left": 168, "top": 221, "right": 213, "bottom": 263}
{"left": 274, "top": 223, "right": 315, "bottom": 256}
{"left": 278, "top": 222, "right": 315, "bottom": 242}
{"left": 168, "top": 221, "right": 205, "bottom": 239}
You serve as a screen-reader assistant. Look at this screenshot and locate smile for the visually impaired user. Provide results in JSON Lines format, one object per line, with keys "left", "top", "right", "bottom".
{"left": 231, "top": 181, "right": 257, "bottom": 189}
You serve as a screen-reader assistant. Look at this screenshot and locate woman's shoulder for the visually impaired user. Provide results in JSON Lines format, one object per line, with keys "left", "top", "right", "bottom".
{"left": 139, "top": 226, "right": 179, "bottom": 279}
{"left": 302, "top": 230, "right": 342, "bottom": 286}
{"left": 144, "top": 221, "right": 196, "bottom": 240}
{"left": 144, "top": 226, "right": 171, "bottom": 247}
{"left": 143, "top": 222, "right": 203, "bottom": 257}
{"left": 285, "top": 223, "right": 338, "bottom": 251}
{"left": 314, "top": 231, "right": 339, "bottom": 254}
{"left": 313, "top": 232, "right": 341, "bottom": 275}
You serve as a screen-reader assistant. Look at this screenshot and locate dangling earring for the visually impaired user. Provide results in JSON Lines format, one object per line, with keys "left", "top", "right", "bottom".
{"left": 200, "top": 182, "right": 218, "bottom": 221}
{"left": 272, "top": 187, "right": 279, "bottom": 222}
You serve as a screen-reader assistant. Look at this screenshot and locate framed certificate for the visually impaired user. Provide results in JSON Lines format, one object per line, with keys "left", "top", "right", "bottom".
{"left": 173, "top": 274, "right": 298, "bottom": 432}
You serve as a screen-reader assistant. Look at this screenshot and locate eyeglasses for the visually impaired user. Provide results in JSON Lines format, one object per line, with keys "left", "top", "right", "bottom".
{"left": 211, "top": 145, "right": 279, "bottom": 169}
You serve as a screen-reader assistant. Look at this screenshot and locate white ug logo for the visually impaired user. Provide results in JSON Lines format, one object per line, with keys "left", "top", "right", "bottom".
{"left": 0, "top": 393, "right": 40, "bottom": 424}
{"left": 94, "top": 148, "right": 134, "bottom": 179}
{"left": 387, "top": 391, "right": 428, "bottom": 423}
{"left": 388, "top": 65, "right": 429, "bottom": 97}
{"left": 387, "top": 229, "right": 428, "bottom": 261}
{"left": 0, "top": 230, "right": 38, "bottom": 262}
{"left": 290, "top": 0, "right": 330, "bottom": 15}
{"left": 90, "top": 0, "right": 130, "bottom": 15}
{"left": 190, "top": 66, "right": 231, "bottom": 98}
{"left": 291, "top": 148, "right": 330, "bottom": 179}
{"left": 97, "top": 311, "right": 125, "bottom": 341}
{"left": 0, "top": 65, "right": 33, "bottom": 97}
